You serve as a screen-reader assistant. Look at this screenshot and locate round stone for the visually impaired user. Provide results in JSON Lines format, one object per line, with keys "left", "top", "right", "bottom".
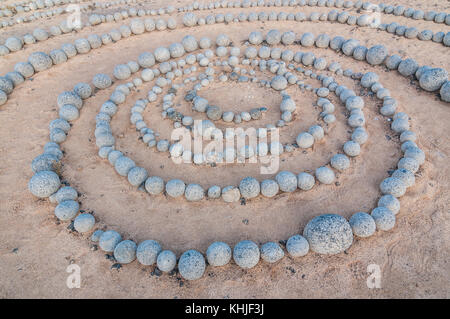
{"left": 165, "top": 179, "right": 186, "bottom": 198}
{"left": 392, "top": 168, "right": 415, "bottom": 188}
{"left": 181, "top": 35, "right": 198, "bottom": 52}
{"left": 361, "top": 72, "right": 379, "bottom": 88}
{"left": 32, "top": 153, "right": 59, "bottom": 173}
{"left": 136, "top": 240, "right": 162, "bottom": 265}
{"left": 54, "top": 200, "right": 79, "bottom": 221}
{"left": 260, "top": 179, "right": 279, "bottom": 198}
{"left": 184, "top": 184, "right": 205, "bottom": 201}
{"left": 315, "top": 166, "right": 335, "bottom": 184}
{"left": 303, "top": 214, "right": 353, "bottom": 254}
{"left": 14, "top": 62, "right": 34, "bottom": 78}
{"left": 380, "top": 177, "right": 407, "bottom": 197}
{"left": 28, "top": 170, "right": 60, "bottom": 198}
{"left": 378, "top": 195, "right": 400, "bottom": 215}
{"left": 275, "top": 171, "right": 297, "bottom": 192}
{"left": 286, "top": 235, "right": 309, "bottom": 257}
{"left": 73, "top": 83, "right": 92, "bottom": 99}
{"left": 266, "top": 29, "right": 281, "bottom": 45}
{"left": 404, "top": 146, "right": 425, "bottom": 165}
{"left": 28, "top": 52, "right": 52, "bottom": 72}
{"left": 398, "top": 59, "right": 419, "bottom": 77}
{"left": 300, "top": 32, "right": 315, "bottom": 46}
{"left": 157, "top": 250, "right": 177, "bottom": 272}
{"left": 239, "top": 177, "right": 260, "bottom": 199}
{"left": 271, "top": 75, "right": 287, "bottom": 90}
{"left": 419, "top": 68, "right": 448, "bottom": 92}
{"left": 113, "top": 64, "right": 131, "bottom": 80}
{"left": 343, "top": 141, "right": 361, "bottom": 157}
{"left": 260, "top": 242, "right": 284, "bottom": 263}
{"left": 5, "top": 37, "right": 23, "bottom": 52}
{"left": 207, "top": 185, "right": 221, "bottom": 199}
{"left": 50, "top": 186, "right": 77, "bottom": 204}
{"left": 114, "top": 240, "right": 137, "bottom": 264}
{"left": 331, "top": 154, "right": 350, "bottom": 171}
{"left": 73, "top": 213, "right": 95, "bottom": 233}
{"left": 93, "top": 74, "right": 112, "bottom": 89}
{"left": 114, "top": 156, "right": 135, "bottom": 176}
{"left": 366, "top": 45, "right": 388, "bottom": 65}
{"left": 206, "top": 242, "right": 232, "bottom": 267}
{"left": 297, "top": 172, "right": 315, "bottom": 190}
{"left": 349, "top": 212, "right": 376, "bottom": 237}
{"left": 296, "top": 132, "right": 314, "bottom": 148}
{"left": 178, "top": 250, "right": 206, "bottom": 280}
{"left": 385, "top": 55, "right": 402, "bottom": 70}
{"left": 233, "top": 240, "right": 260, "bottom": 269}
{"left": 371, "top": 207, "right": 396, "bottom": 231}
{"left": 99, "top": 230, "right": 122, "bottom": 252}
{"left": 127, "top": 166, "right": 148, "bottom": 186}
{"left": 221, "top": 186, "right": 241, "bottom": 202}
{"left": 0, "top": 77, "right": 13, "bottom": 95}
{"left": 183, "top": 12, "right": 198, "bottom": 26}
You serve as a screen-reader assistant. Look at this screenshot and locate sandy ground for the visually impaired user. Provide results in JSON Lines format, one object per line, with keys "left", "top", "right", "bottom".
{"left": 0, "top": 0, "right": 449, "bottom": 298}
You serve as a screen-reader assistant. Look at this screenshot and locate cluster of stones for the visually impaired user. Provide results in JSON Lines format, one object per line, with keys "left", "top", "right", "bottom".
{"left": 0, "top": 0, "right": 433, "bottom": 282}
{"left": 4, "top": 16, "right": 446, "bottom": 110}
{"left": 91, "top": 31, "right": 372, "bottom": 206}
{"left": 0, "top": 0, "right": 92, "bottom": 28}
{"left": 128, "top": 47, "right": 344, "bottom": 164}
{"left": 4, "top": 0, "right": 450, "bottom": 57}
{"left": 0, "top": 7, "right": 177, "bottom": 57}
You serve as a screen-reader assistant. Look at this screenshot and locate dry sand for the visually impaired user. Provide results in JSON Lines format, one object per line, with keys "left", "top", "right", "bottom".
{"left": 0, "top": 0, "right": 449, "bottom": 298}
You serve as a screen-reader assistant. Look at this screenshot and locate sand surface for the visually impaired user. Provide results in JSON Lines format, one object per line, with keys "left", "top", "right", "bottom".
{"left": 0, "top": 0, "right": 449, "bottom": 298}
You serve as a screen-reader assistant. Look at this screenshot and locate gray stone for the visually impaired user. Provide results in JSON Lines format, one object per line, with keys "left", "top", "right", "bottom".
{"left": 398, "top": 59, "right": 419, "bottom": 77}
{"left": 54, "top": 200, "right": 79, "bottom": 221}
{"left": 127, "top": 166, "right": 148, "bottom": 186}
{"left": 114, "top": 240, "right": 137, "bottom": 264}
{"left": 157, "top": 250, "right": 177, "bottom": 272}
{"left": 380, "top": 177, "right": 407, "bottom": 197}
{"left": 178, "top": 250, "right": 206, "bottom": 280}
{"left": 136, "top": 240, "right": 162, "bottom": 265}
{"left": 99, "top": 230, "right": 122, "bottom": 252}
{"left": 303, "top": 214, "right": 353, "bottom": 254}
{"left": 221, "top": 186, "right": 240, "bottom": 202}
{"left": 330, "top": 154, "right": 350, "bottom": 171}
{"left": 165, "top": 179, "right": 186, "bottom": 197}
{"left": 378, "top": 194, "right": 400, "bottom": 215}
{"left": 366, "top": 45, "right": 388, "bottom": 65}
{"left": 233, "top": 240, "right": 260, "bottom": 269}
{"left": 349, "top": 212, "right": 376, "bottom": 237}
{"left": 275, "top": 171, "right": 297, "bottom": 192}
{"left": 74, "top": 213, "right": 95, "bottom": 233}
{"left": 315, "top": 166, "right": 335, "bottom": 184}
{"left": 286, "top": 235, "right": 309, "bottom": 257}
{"left": 206, "top": 242, "right": 231, "bottom": 266}
{"left": 260, "top": 242, "right": 284, "bottom": 263}
{"left": 260, "top": 179, "right": 279, "bottom": 197}
{"left": 440, "top": 81, "right": 450, "bottom": 102}
{"left": 371, "top": 207, "right": 396, "bottom": 231}
{"left": 114, "top": 156, "right": 136, "bottom": 176}
{"left": 28, "top": 170, "right": 60, "bottom": 198}
{"left": 184, "top": 184, "right": 205, "bottom": 201}
{"left": 419, "top": 68, "right": 448, "bottom": 91}
{"left": 239, "top": 177, "right": 260, "bottom": 199}
{"left": 297, "top": 172, "right": 315, "bottom": 190}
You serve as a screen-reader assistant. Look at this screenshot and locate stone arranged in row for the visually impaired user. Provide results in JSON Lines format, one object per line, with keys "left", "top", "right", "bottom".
{"left": 130, "top": 56, "right": 341, "bottom": 161}
{"left": 91, "top": 35, "right": 368, "bottom": 202}
{"left": 26, "top": 27, "right": 424, "bottom": 281}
